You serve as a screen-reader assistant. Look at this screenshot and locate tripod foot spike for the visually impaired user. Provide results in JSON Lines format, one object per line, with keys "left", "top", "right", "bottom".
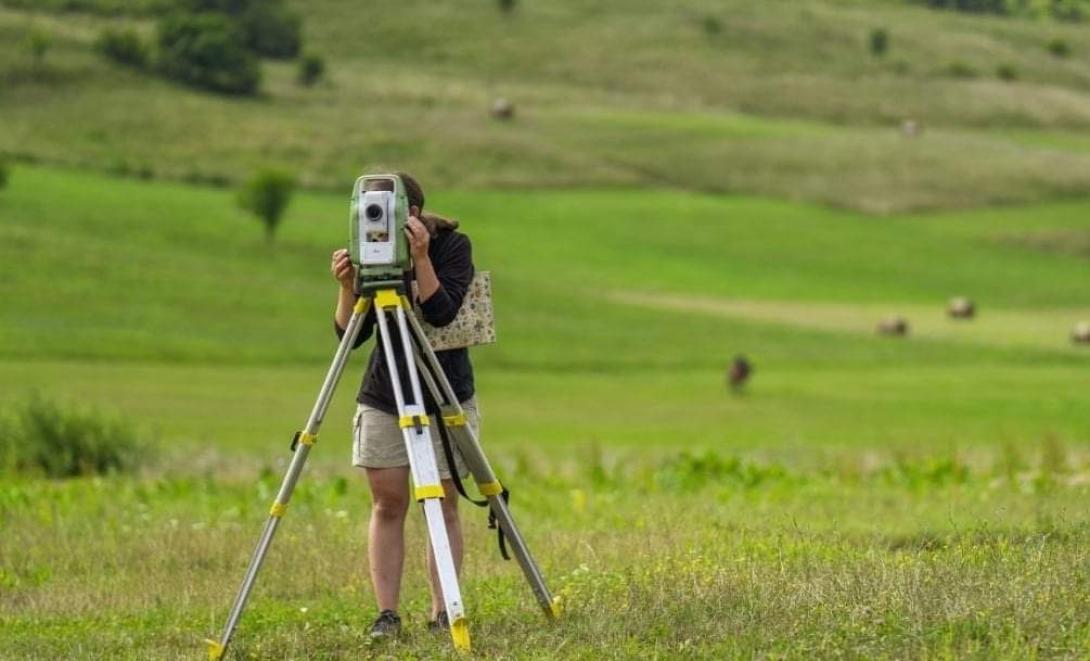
{"left": 205, "top": 639, "right": 225, "bottom": 661}
{"left": 450, "top": 616, "right": 471, "bottom": 652}
{"left": 549, "top": 595, "right": 562, "bottom": 620}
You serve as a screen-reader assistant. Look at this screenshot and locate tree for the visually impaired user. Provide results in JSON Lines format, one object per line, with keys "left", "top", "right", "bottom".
{"left": 157, "top": 12, "right": 261, "bottom": 95}
{"left": 176, "top": 0, "right": 301, "bottom": 58}
{"left": 238, "top": 170, "right": 295, "bottom": 241}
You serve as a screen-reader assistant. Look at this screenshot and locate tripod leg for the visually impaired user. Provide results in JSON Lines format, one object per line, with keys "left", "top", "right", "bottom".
{"left": 206, "top": 298, "right": 372, "bottom": 661}
{"left": 373, "top": 290, "right": 470, "bottom": 651}
{"left": 406, "top": 308, "right": 560, "bottom": 620}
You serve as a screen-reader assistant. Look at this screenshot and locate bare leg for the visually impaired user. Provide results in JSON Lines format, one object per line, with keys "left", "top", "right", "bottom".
{"left": 366, "top": 466, "right": 411, "bottom": 612}
{"left": 425, "top": 479, "right": 463, "bottom": 620}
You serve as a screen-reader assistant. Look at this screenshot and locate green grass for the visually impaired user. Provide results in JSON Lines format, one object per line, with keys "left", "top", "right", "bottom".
{"left": 3, "top": 1, "right": 1090, "bottom": 211}
{"left": 1, "top": 165, "right": 1090, "bottom": 656}
{"left": 2, "top": 455, "right": 1090, "bottom": 659}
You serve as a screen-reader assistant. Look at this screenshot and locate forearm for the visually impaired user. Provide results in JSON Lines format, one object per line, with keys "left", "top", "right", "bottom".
{"left": 414, "top": 256, "right": 440, "bottom": 303}
{"left": 334, "top": 285, "right": 356, "bottom": 330}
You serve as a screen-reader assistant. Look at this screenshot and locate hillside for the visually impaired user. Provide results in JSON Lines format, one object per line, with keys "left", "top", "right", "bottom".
{"left": 3, "top": 0, "right": 1090, "bottom": 211}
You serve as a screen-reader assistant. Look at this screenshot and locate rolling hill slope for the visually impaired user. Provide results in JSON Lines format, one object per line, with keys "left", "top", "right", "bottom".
{"left": 3, "top": 0, "right": 1090, "bottom": 211}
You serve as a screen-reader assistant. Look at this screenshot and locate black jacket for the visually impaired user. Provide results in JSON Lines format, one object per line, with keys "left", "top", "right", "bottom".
{"left": 335, "top": 229, "right": 475, "bottom": 414}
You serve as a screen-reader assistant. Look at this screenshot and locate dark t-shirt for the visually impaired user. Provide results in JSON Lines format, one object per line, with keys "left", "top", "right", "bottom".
{"left": 334, "top": 229, "right": 476, "bottom": 414}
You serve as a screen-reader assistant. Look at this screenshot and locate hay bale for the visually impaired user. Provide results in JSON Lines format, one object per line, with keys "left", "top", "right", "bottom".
{"left": 948, "top": 296, "right": 975, "bottom": 319}
{"left": 877, "top": 315, "right": 909, "bottom": 337}
{"left": 1072, "top": 322, "right": 1090, "bottom": 345}
{"left": 490, "top": 97, "right": 515, "bottom": 120}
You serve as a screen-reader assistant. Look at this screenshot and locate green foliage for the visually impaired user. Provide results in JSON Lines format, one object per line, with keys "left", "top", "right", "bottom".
{"left": 869, "top": 27, "right": 889, "bottom": 56}
{"left": 0, "top": 394, "right": 150, "bottom": 478}
{"left": 95, "top": 28, "right": 149, "bottom": 68}
{"left": 701, "top": 15, "right": 723, "bottom": 36}
{"left": 945, "top": 60, "right": 979, "bottom": 78}
{"left": 498, "top": 0, "right": 517, "bottom": 13}
{"left": 25, "top": 28, "right": 51, "bottom": 67}
{"left": 996, "top": 62, "right": 1018, "bottom": 81}
{"left": 237, "top": 2, "right": 301, "bottom": 59}
{"left": 237, "top": 169, "right": 295, "bottom": 241}
{"left": 156, "top": 12, "right": 260, "bottom": 95}
{"left": 1047, "top": 37, "right": 1071, "bottom": 57}
{"left": 915, "top": 0, "right": 1088, "bottom": 21}
{"left": 0, "top": 0, "right": 165, "bottom": 14}
{"left": 177, "top": 0, "right": 302, "bottom": 58}
{"left": 297, "top": 52, "right": 325, "bottom": 87}
{"left": 0, "top": 161, "right": 8, "bottom": 190}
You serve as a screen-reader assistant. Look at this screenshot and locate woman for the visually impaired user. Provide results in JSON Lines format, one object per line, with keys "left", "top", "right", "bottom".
{"left": 330, "top": 172, "right": 479, "bottom": 638}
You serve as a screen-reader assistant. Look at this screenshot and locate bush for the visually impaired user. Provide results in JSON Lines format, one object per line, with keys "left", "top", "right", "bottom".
{"left": 1048, "top": 38, "right": 1071, "bottom": 57}
{"left": 701, "top": 15, "right": 722, "bottom": 35}
{"left": 869, "top": 28, "right": 889, "bottom": 57}
{"left": 238, "top": 3, "right": 301, "bottom": 59}
{"left": 177, "top": 0, "right": 301, "bottom": 58}
{"left": 297, "top": 52, "right": 325, "bottom": 86}
{"left": 996, "top": 63, "right": 1018, "bottom": 81}
{"left": 95, "top": 27, "right": 149, "bottom": 68}
{"left": 0, "top": 161, "right": 8, "bottom": 190}
{"left": 498, "top": 0, "right": 517, "bottom": 13}
{"left": 945, "top": 61, "right": 979, "bottom": 78}
{"left": 26, "top": 28, "right": 51, "bottom": 67}
{"left": 238, "top": 169, "right": 295, "bottom": 241}
{"left": 157, "top": 12, "right": 260, "bottom": 95}
{"left": 0, "top": 395, "right": 151, "bottom": 478}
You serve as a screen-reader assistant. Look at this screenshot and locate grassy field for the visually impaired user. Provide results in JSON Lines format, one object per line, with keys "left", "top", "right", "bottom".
{"left": 3, "top": 1, "right": 1090, "bottom": 211}
{"left": 1, "top": 165, "right": 1090, "bottom": 657}
{"left": 4, "top": 1, "right": 1090, "bottom": 656}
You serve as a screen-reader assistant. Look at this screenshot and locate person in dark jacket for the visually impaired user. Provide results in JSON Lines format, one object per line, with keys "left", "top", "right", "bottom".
{"left": 330, "top": 173, "right": 477, "bottom": 638}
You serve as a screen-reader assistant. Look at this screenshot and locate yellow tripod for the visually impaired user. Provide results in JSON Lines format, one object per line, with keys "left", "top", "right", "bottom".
{"left": 206, "top": 288, "right": 558, "bottom": 660}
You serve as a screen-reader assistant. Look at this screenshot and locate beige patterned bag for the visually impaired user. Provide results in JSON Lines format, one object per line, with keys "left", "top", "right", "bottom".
{"left": 413, "top": 271, "right": 496, "bottom": 351}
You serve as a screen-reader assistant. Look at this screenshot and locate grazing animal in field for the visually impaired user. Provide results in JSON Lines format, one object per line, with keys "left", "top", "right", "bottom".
{"left": 727, "top": 355, "right": 753, "bottom": 392}
{"left": 877, "top": 315, "right": 910, "bottom": 337}
{"left": 1073, "top": 322, "right": 1090, "bottom": 345}
{"left": 948, "top": 296, "right": 975, "bottom": 319}
{"left": 490, "top": 97, "right": 515, "bottom": 120}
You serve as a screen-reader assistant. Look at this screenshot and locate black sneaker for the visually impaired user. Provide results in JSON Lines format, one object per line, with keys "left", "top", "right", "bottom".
{"left": 369, "top": 609, "right": 402, "bottom": 639}
{"left": 427, "top": 610, "right": 450, "bottom": 633}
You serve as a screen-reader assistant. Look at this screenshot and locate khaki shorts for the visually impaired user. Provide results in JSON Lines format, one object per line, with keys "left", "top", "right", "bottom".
{"left": 352, "top": 398, "right": 479, "bottom": 479}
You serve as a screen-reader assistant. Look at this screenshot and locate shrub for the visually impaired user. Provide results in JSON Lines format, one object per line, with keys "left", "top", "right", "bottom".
{"left": 297, "top": 52, "right": 325, "bottom": 86}
{"left": 945, "top": 61, "right": 979, "bottom": 78}
{"left": 1047, "top": 37, "right": 1071, "bottom": 57}
{"left": 96, "top": 27, "right": 149, "bottom": 68}
{"left": 177, "top": 0, "right": 301, "bottom": 58}
{"left": 0, "top": 395, "right": 151, "bottom": 478}
{"left": 238, "top": 3, "right": 301, "bottom": 59}
{"left": 238, "top": 169, "right": 295, "bottom": 241}
{"left": 26, "top": 28, "right": 51, "bottom": 67}
{"left": 701, "top": 15, "right": 722, "bottom": 35}
{"left": 996, "top": 63, "right": 1018, "bottom": 81}
{"left": 498, "top": 0, "right": 517, "bottom": 13}
{"left": 157, "top": 12, "right": 260, "bottom": 95}
{"left": 0, "top": 160, "right": 8, "bottom": 190}
{"left": 869, "top": 28, "right": 889, "bottom": 57}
